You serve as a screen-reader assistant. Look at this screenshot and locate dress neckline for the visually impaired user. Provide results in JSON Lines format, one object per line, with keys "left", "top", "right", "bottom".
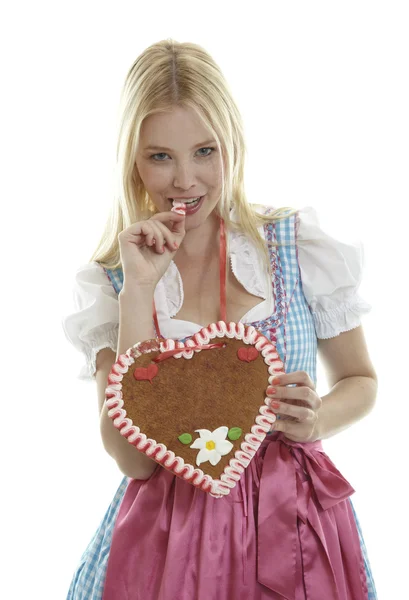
{"left": 153, "top": 219, "right": 286, "bottom": 333}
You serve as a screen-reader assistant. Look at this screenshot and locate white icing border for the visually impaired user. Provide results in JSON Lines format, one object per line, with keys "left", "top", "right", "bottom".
{"left": 105, "top": 322, "right": 285, "bottom": 498}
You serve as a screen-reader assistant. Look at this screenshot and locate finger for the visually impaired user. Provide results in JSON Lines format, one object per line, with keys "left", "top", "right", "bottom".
{"left": 271, "top": 419, "right": 300, "bottom": 439}
{"left": 147, "top": 221, "right": 169, "bottom": 254}
{"left": 148, "top": 219, "right": 181, "bottom": 251}
{"left": 139, "top": 222, "right": 167, "bottom": 253}
{"left": 140, "top": 222, "right": 160, "bottom": 249}
{"left": 150, "top": 222, "right": 170, "bottom": 252}
{"left": 271, "top": 371, "right": 315, "bottom": 391}
{"left": 272, "top": 418, "right": 317, "bottom": 443}
{"left": 150, "top": 210, "right": 186, "bottom": 235}
{"left": 269, "top": 401, "right": 316, "bottom": 423}
{"left": 266, "top": 385, "right": 320, "bottom": 411}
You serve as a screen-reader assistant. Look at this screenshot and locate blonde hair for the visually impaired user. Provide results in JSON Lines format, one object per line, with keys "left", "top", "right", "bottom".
{"left": 90, "top": 39, "right": 298, "bottom": 272}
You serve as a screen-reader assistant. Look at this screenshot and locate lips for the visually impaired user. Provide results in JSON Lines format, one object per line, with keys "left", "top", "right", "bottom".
{"left": 182, "top": 195, "right": 205, "bottom": 215}
{"left": 168, "top": 195, "right": 206, "bottom": 216}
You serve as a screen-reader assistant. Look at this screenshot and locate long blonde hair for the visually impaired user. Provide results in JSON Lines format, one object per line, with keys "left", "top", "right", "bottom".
{"left": 90, "top": 39, "right": 298, "bottom": 272}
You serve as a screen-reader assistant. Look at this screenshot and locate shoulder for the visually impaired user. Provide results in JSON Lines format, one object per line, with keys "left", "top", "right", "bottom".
{"left": 248, "top": 203, "right": 299, "bottom": 221}
{"left": 296, "top": 206, "right": 366, "bottom": 279}
{"left": 230, "top": 204, "right": 299, "bottom": 242}
{"left": 70, "top": 261, "right": 122, "bottom": 297}
{"left": 73, "top": 260, "right": 112, "bottom": 286}
{"left": 295, "top": 207, "right": 372, "bottom": 339}
{"left": 61, "top": 262, "right": 120, "bottom": 380}
{"left": 63, "top": 261, "right": 119, "bottom": 325}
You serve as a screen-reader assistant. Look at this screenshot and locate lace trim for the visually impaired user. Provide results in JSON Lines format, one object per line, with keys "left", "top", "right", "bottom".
{"left": 248, "top": 222, "right": 287, "bottom": 343}
{"left": 161, "top": 261, "right": 184, "bottom": 318}
{"left": 229, "top": 230, "right": 267, "bottom": 300}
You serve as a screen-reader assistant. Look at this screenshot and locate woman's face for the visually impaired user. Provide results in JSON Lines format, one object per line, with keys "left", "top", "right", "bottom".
{"left": 135, "top": 105, "right": 223, "bottom": 230}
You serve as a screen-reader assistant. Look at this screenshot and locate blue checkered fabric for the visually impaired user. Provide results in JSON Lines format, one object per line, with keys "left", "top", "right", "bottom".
{"left": 67, "top": 477, "right": 128, "bottom": 599}
{"left": 66, "top": 211, "right": 377, "bottom": 598}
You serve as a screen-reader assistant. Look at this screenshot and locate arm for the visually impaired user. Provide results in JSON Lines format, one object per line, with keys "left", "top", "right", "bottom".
{"left": 98, "top": 209, "right": 186, "bottom": 478}
{"left": 97, "top": 287, "right": 158, "bottom": 480}
{"left": 275, "top": 207, "right": 377, "bottom": 441}
{"left": 269, "top": 325, "right": 378, "bottom": 442}
{"left": 315, "top": 325, "right": 378, "bottom": 440}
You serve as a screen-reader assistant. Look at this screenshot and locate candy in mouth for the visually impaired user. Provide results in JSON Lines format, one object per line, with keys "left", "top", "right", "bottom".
{"left": 170, "top": 196, "right": 204, "bottom": 213}
{"left": 171, "top": 200, "right": 187, "bottom": 215}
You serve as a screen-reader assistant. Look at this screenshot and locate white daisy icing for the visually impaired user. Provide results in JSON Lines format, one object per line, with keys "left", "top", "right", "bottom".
{"left": 190, "top": 426, "right": 234, "bottom": 467}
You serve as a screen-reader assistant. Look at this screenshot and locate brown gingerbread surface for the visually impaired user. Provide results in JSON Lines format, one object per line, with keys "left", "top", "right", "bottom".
{"left": 120, "top": 336, "right": 273, "bottom": 479}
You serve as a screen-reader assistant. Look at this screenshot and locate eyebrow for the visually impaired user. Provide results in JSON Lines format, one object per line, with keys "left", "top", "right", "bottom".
{"left": 143, "top": 139, "right": 216, "bottom": 152}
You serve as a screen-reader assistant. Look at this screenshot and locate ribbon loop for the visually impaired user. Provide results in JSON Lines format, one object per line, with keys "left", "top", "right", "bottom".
{"left": 257, "top": 433, "right": 356, "bottom": 598}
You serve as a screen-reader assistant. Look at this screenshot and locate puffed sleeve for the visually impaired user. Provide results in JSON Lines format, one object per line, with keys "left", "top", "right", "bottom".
{"left": 61, "top": 262, "right": 119, "bottom": 381}
{"left": 296, "top": 206, "right": 372, "bottom": 339}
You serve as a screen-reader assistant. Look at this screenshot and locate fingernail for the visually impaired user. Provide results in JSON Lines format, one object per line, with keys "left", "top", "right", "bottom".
{"left": 272, "top": 376, "right": 281, "bottom": 385}
{"left": 161, "top": 245, "right": 165, "bottom": 253}
{"left": 173, "top": 241, "right": 179, "bottom": 249}
{"left": 271, "top": 401, "right": 280, "bottom": 409}
{"left": 267, "top": 387, "right": 277, "bottom": 396}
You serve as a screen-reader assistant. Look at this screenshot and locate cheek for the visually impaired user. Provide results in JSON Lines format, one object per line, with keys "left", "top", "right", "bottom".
{"left": 210, "top": 160, "right": 223, "bottom": 187}
{"left": 136, "top": 161, "right": 168, "bottom": 191}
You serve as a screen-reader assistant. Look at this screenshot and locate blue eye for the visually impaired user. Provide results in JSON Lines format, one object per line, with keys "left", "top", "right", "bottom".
{"left": 150, "top": 147, "right": 215, "bottom": 161}
{"left": 197, "top": 147, "right": 214, "bottom": 157}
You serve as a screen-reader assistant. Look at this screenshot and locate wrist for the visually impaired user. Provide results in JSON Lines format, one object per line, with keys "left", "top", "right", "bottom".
{"left": 117, "top": 287, "right": 156, "bottom": 355}
{"left": 119, "top": 284, "right": 155, "bottom": 302}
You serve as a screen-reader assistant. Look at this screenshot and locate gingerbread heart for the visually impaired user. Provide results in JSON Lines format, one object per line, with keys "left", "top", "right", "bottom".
{"left": 105, "top": 321, "right": 285, "bottom": 498}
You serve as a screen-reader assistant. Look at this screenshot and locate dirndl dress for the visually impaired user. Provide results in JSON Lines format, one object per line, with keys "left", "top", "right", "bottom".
{"left": 65, "top": 210, "right": 378, "bottom": 599}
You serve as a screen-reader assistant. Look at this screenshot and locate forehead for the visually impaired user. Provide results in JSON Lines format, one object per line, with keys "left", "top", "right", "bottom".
{"left": 140, "top": 106, "right": 213, "bottom": 150}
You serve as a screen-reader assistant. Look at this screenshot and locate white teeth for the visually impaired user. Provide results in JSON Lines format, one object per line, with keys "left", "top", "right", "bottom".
{"left": 171, "top": 197, "right": 201, "bottom": 205}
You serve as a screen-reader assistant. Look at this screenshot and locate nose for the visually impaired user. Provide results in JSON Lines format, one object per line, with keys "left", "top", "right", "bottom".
{"left": 173, "top": 160, "right": 197, "bottom": 191}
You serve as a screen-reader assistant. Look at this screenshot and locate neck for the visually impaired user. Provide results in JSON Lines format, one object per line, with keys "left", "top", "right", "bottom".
{"left": 176, "top": 212, "right": 221, "bottom": 262}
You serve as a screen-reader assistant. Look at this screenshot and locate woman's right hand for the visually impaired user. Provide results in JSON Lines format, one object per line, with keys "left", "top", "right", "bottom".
{"left": 118, "top": 210, "right": 186, "bottom": 291}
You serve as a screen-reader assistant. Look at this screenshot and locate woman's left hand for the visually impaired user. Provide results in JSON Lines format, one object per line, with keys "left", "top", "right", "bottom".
{"left": 266, "top": 371, "right": 322, "bottom": 443}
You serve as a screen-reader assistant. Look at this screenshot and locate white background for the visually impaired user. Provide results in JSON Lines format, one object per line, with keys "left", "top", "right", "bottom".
{"left": 2, "top": 2, "right": 408, "bottom": 598}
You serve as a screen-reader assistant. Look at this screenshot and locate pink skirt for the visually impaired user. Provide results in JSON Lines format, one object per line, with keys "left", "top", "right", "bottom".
{"left": 102, "top": 432, "right": 369, "bottom": 600}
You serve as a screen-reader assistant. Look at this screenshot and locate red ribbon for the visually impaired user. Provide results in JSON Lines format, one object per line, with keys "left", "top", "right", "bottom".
{"left": 219, "top": 217, "right": 227, "bottom": 323}
{"left": 152, "top": 299, "right": 163, "bottom": 340}
{"left": 152, "top": 343, "right": 225, "bottom": 363}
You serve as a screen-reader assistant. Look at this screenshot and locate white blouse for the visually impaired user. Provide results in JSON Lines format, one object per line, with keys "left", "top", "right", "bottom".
{"left": 61, "top": 206, "right": 372, "bottom": 381}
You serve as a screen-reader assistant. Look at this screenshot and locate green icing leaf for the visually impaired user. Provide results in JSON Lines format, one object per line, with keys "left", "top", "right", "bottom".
{"left": 178, "top": 433, "right": 193, "bottom": 445}
{"left": 228, "top": 427, "right": 242, "bottom": 441}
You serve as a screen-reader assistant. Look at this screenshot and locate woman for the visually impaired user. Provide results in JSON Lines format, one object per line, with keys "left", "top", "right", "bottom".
{"left": 62, "top": 39, "right": 378, "bottom": 599}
